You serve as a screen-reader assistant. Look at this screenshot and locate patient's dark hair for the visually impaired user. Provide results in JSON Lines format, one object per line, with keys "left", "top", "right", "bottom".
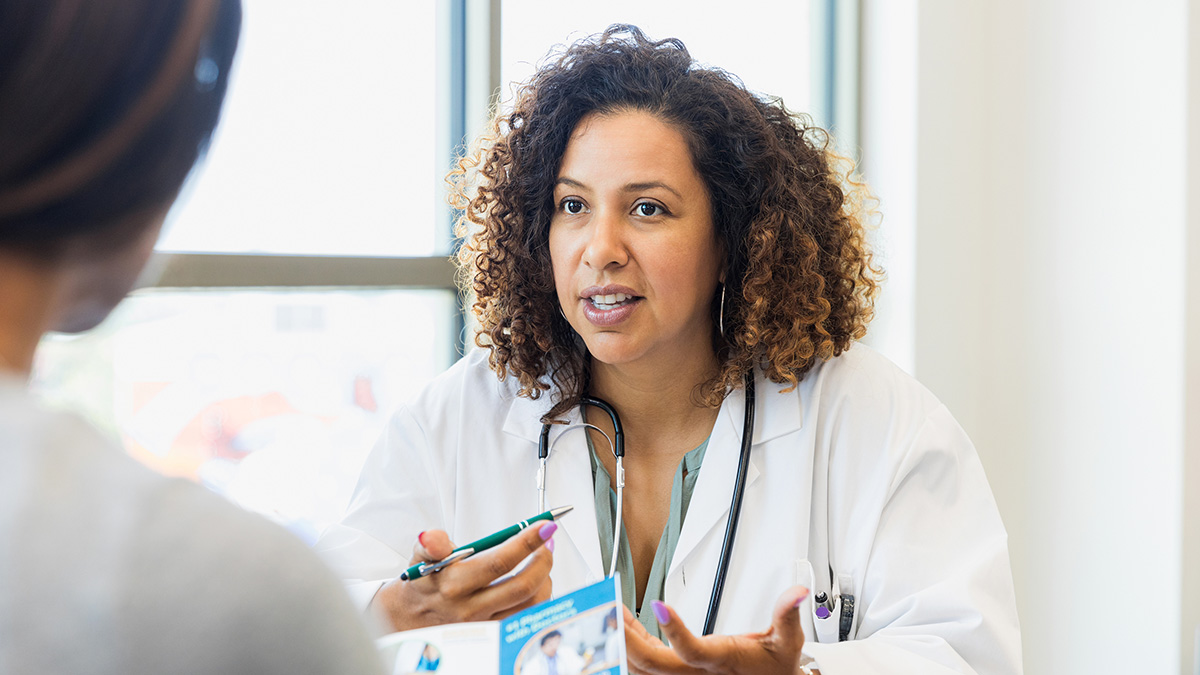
{"left": 0, "top": 0, "right": 241, "bottom": 255}
{"left": 451, "top": 24, "right": 881, "bottom": 420}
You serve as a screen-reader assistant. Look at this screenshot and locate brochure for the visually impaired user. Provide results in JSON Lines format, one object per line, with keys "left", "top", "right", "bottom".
{"left": 377, "top": 576, "right": 627, "bottom": 675}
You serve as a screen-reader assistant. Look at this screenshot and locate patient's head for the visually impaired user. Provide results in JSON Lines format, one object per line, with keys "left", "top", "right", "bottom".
{"left": 539, "top": 630, "right": 563, "bottom": 656}
{"left": 0, "top": 0, "right": 241, "bottom": 333}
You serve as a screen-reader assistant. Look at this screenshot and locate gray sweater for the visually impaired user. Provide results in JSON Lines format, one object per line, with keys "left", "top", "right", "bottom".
{"left": 0, "top": 378, "right": 385, "bottom": 674}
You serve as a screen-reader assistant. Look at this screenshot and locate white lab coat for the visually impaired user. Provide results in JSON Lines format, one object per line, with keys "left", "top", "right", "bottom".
{"left": 316, "top": 345, "right": 1022, "bottom": 674}
{"left": 519, "top": 646, "right": 587, "bottom": 675}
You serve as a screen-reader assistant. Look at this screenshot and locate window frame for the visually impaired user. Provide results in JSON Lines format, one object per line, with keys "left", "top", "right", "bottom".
{"left": 142, "top": 0, "right": 854, "bottom": 360}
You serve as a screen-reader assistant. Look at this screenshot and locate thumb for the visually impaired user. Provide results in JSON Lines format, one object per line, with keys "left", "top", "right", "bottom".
{"left": 410, "top": 529, "right": 455, "bottom": 563}
{"left": 767, "top": 585, "right": 809, "bottom": 653}
{"left": 649, "top": 600, "right": 726, "bottom": 669}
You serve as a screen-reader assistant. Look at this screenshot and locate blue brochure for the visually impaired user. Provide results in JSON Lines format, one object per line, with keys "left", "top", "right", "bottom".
{"left": 377, "top": 576, "right": 627, "bottom": 675}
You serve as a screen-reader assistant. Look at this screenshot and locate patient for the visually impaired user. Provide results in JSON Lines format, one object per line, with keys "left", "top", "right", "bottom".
{"left": 0, "top": 1, "right": 382, "bottom": 672}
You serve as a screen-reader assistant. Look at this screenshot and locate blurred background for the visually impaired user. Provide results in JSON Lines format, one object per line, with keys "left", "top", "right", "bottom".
{"left": 29, "top": 1, "right": 1199, "bottom": 673}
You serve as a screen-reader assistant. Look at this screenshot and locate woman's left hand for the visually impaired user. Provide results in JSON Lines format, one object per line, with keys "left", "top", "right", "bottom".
{"left": 624, "top": 585, "right": 810, "bottom": 675}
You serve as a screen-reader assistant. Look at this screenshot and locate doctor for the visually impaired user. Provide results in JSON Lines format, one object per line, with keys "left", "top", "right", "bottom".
{"left": 317, "top": 25, "right": 1021, "bottom": 674}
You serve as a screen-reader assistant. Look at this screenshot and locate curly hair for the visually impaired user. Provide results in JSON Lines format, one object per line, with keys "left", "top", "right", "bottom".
{"left": 450, "top": 24, "right": 882, "bottom": 421}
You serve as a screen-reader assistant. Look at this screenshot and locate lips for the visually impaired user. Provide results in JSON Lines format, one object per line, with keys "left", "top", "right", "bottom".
{"left": 579, "top": 285, "right": 642, "bottom": 327}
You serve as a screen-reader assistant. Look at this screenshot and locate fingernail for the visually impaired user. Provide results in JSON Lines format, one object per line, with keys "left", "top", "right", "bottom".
{"left": 545, "top": 537, "right": 555, "bottom": 553}
{"left": 417, "top": 531, "right": 428, "bottom": 548}
{"left": 651, "top": 600, "right": 670, "bottom": 625}
{"left": 539, "top": 522, "right": 558, "bottom": 541}
{"left": 793, "top": 587, "right": 810, "bottom": 608}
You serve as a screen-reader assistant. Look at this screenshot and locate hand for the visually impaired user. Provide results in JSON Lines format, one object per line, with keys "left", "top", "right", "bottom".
{"left": 624, "top": 585, "right": 810, "bottom": 675}
{"left": 373, "top": 522, "right": 556, "bottom": 632}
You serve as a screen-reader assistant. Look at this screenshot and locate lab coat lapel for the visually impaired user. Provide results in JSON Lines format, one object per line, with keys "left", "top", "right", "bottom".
{"left": 502, "top": 395, "right": 605, "bottom": 583}
{"left": 667, "top": 372, "right": 805, "bottom": 631}
{"left": 666, "top": 384, "right": 760, "bottom": 628}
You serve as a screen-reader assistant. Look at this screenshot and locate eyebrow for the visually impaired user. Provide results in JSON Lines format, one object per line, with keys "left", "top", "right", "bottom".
{"left": 554, "top": 177, "right": 683, "bottom": 200}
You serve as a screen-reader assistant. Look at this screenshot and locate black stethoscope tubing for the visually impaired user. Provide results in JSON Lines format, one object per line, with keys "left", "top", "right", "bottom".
{"left": 537, "top": 373, "right": 756, "bottom": 636}
{"left": 703, "top": 372, "right": 755, "bottom": 635}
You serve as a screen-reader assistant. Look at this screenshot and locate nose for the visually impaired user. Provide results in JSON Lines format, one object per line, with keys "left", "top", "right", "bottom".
{"left": 581, "top": 209, "right": 629, "bottom": 271}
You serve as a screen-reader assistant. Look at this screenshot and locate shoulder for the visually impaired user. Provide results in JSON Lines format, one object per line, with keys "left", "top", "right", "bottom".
{"left": 791, "top": 343, "right": 967, "bottom": 479}
{"left": 406, "top": 348, "right": 519, "bottom": 410}
{"left": 0, "top": 383, "right": 169, "bottom": 531}
{"left": 391, "top": 347, "right": 547, "bottom": 434}
{"left": 121, "top": 481, "right": 384, "bottom": 672}
{"left": 0, "top": 380, "right": 127, "bottom": 475}
{"left": 0, "top": 385, "right": 382, "bottom": 673}
{"left": 801, "top": 342, "right": 942, "bottom": 419}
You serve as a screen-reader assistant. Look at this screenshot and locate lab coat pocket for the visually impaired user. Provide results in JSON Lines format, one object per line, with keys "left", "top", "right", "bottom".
{"left": 796, "top": 559, "right": 838, "bottom": 644}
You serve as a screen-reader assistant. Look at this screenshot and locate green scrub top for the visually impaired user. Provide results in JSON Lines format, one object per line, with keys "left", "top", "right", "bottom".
{"left": 587, "top": 432, "right": 709, "bottom": 641}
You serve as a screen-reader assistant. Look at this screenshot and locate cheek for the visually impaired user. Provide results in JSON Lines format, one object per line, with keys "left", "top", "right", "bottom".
{"left": 548, "top": 227, "right": 574, "bottom": 298}
{"left": 660, "top": 244, "right": 719, "bottom": 294}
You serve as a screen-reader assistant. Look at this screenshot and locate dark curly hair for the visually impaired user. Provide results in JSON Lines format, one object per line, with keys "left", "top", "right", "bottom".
{"left": 451, "top": 24, "right": 881, "bottom": 421}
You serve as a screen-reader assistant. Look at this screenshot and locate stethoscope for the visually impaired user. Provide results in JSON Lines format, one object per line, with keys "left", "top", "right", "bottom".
{"left": 537, "top": 373, "right": 756, "bottom": 636}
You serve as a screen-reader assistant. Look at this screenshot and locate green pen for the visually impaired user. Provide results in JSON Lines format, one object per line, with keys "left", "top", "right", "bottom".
{"left": 400, "top": 505, "right": 573, "bottom": 581}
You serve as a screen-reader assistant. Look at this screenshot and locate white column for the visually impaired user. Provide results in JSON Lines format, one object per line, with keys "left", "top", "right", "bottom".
{"left": 863, "top": 1, "right": 1189, "bottom": 672}
{"left": 1184, "top": 1, "right": 1200, "bottom": 670}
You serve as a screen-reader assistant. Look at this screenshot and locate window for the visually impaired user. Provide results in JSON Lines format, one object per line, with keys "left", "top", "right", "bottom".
{"left": 500, "top": 1, "right": 812, "bottom": 119}
{"left": 34, "top": 0, "right": 852, "bottom": 541}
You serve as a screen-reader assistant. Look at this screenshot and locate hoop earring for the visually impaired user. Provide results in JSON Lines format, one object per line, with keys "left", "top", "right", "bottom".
{"left": 718, "top": 283, "right": 726, "bottom": 337}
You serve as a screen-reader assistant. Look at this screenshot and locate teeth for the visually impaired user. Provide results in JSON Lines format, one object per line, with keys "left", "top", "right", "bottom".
{"left": 590, "top": 292, "right": 632, "bottom": 308}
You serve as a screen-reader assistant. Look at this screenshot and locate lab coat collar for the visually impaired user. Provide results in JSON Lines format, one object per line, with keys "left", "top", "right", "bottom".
{"left": 500, "top": 368, "right": 804, "bottom": 455}
{"left": 499, "top": 368, "right": 807, "bottom": 592}
{"left": 751, "top": 368, "right": 805, "bottom": 444}
{"left": 503, "top": 392, "right": 606, "bottom": 582}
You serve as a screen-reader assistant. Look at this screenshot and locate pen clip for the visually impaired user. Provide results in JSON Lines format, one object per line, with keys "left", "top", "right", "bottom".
{"left": 417, "top": 547, "right": 475, "bottom": 578}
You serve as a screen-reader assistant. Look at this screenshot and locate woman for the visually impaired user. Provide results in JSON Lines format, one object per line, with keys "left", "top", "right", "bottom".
{"left": 318, "top": 25, "right": 1020, "bottom": 674}
{"left": 0, "top": 1, "right": 382, "bottom": 672}
{"left": 521, "top": 630, "right": 585, "bottom": 675}
{"left": 601, "top": 607, "right": 622, "bottom": 666}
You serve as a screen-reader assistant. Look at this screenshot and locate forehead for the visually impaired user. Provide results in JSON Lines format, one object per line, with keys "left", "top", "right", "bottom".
{"left": 556, "top": 110, "right": 701, "bottom": 187}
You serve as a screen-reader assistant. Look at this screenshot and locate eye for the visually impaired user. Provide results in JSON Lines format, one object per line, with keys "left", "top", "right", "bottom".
{"left": 561, "top": 199, "right": 586, "bottom": 215}
{"left": 635, "top": 202, "right": 664, "bottom": 217}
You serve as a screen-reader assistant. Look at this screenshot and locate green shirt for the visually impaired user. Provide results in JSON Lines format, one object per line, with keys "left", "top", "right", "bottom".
{"left": 588, "top": 434, "right": 709, "bottom": 641}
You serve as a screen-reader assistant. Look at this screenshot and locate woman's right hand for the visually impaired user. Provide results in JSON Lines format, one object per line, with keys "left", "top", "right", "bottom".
{"left": 372, "top": 522, "right": 556, "bottom": 632}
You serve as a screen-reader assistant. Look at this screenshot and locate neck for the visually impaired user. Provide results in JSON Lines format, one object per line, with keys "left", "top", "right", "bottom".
{"left": 589, "top": 343, "right": 721, "bottom": 455}
{"left": 0, "top": 252, "right": 62, "bottom": 377}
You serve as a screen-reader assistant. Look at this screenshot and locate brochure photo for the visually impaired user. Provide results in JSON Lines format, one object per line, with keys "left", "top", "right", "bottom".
{"left": 377, "top": 576, "right": 627, "bottom": 675}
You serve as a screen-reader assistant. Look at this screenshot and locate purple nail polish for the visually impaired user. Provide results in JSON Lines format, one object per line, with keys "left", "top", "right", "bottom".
{"left": 545, "top": 537, "right": 555, "bottom": 553}
{"left": 651, "top": 601, "right": 670, "bottom": 625}
{"left": 539, "top": 522, "right": 558, "bottom": 540}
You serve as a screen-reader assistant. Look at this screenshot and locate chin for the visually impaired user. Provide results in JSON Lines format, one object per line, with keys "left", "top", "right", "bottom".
{"left": 581, "top": 335, "right": 645, "bottom": 367}
{"left": 53, "top": 297, "right": 122, "bottom": 334}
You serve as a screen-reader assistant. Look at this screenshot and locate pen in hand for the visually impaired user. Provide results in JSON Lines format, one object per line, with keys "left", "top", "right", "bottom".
{"left": 400, "top": 505, "right": 573, "bottom": 581}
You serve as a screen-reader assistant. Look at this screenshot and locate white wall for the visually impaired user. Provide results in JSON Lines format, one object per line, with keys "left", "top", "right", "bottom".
{"left": 862, "top": 1, "right": 1191, "bottom": 673}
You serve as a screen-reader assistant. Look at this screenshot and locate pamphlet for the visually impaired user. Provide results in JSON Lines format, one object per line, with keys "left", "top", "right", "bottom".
{"left": 377, "top": 576, "right": 627, "bottom": 675}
